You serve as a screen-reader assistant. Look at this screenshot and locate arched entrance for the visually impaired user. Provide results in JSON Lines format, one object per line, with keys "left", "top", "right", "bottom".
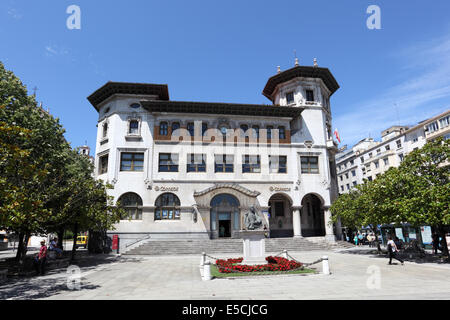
{"left": 210, "top": 194, "right": 240, "bottom": 238}
{"left": 301, "top": 194, "right": 325, "bottom": 237}
{"left": 268, "top": 193, "right": 293, "bottom": 238}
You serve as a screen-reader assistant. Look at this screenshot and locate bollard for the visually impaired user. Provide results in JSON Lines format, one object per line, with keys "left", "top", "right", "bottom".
{"left": 322, "top": 256, "right": 330, "bottom": 275}
{"left": 199, "top": 252, "right": 206, "bottom": 277}
{"left": 203, "top": 261, "right": 212, "bottom": 281}
{"left": 283, "top": 250, "right": 288, "bottom": 259}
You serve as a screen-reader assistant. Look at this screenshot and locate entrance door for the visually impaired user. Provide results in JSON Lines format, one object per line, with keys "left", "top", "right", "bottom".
{"left": 218, "top": 213, "right": 231, "bottom": 238}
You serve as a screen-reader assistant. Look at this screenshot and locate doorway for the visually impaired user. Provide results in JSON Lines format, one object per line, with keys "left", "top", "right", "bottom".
{"left": 218, "top": 213, "right": 231, "bottom": 238}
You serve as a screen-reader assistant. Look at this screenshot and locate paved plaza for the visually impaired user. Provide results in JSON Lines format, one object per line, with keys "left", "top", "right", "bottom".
{"left": 1, "top": 248, "right": 450, "bottom": 300}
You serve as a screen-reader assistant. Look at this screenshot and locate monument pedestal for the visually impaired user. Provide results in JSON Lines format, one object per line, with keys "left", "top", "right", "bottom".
{"left": 240, "top": 231, "right": 266, "bottom": 265}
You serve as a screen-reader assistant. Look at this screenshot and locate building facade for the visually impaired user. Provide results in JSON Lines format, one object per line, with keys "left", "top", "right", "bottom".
{"left": 336, "top": 110, "right": 450, "bottom": 194}
{"left": 89, "top": 63, "right": 342, "bottom": 248}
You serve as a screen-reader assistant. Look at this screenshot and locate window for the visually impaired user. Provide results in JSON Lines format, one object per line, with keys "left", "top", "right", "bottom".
{"left": 412, "top": 136, "right": 418, "bottom": 143}
{"left": 159, "top": 122, "right": 168, "bottom": 136}
{"left": 383, "top": 158, "right": 389, "bottom": 166}
{"left": 439, "top": 115, "right": 450, "bottom": 128}
{"left": 360, "top": 157, "right": 364, "bottom": 163}
{"left": 340, "top": 185, "right": 344, "bottom": 192}
{"left": 252, "top": 125, "right": 260, "bottom": 139}
{"left": 305, "top": 90, "right": 314, "bottom": 102}
{"left": 129, "top": 120, "right": 139, "bottom": 135}
{"left": 352, "top": 181, "right": 357, "bottom": 186}
{"left": 242, "top": 155, "right": 261, "bottom": 173}
{"left": 376, "top": 149, "right": 381, "bottom": 155}
{"left": 120, "top": 153, "right": 144, "bottom": 171}
{"left": 345, "top": 173, "right": 349, "bottom": 179}
{"left": 130, "top": 103, "right": 140, "bottom": 109}
{"left": 398, "top": 153, "right": 404, "bottom": 162}
{"left": 99, "top": 155, "right": 108, "bottom": 174}
{"left": 425, "top": 121, "right": 439, "bottom": 133}
{"left": 385, "top": 145, "right": 390, "bottom": 151}
{"left": 154, "top": 193, "right": 180, "bottom": 220}
{"left": 159, "top": 153, "right": 178, "bottom": 172}
{"left": 286, "top": 91, "right": 294, "bottom": 104}
{"left": 187, "top": 122, "right": 195, "bottom": 136}
{"left": 102, "top": 122, "right": 108, "bottom": 138}
{"left": 367, "top": 176, "right": 373, "bottom": 181}
{"left": 118, "top": 193, "right": 142, "bottom": 220}
{"left": 339, "top": 175, "right": 343, "bottom": 181}
{"left": 275, "top": 202, "right": 284, "bottom": 217}
{"left": 266, "top": 126, "right": 273, "bottom": 139}
{"left": 301, "top": 156, "right": 319, "bottom": 174}
{"left": 202, "top": 123, "right": 208, "bottom": 136}
{"left": 278, "top": 126, "right": 286, "bottom": 139}
{"left": 187, "top": 154, "right": 206, "bottom": 172}
{"left": 369, "top": 152, "right": 373, "bottom": 158}
{"left": 351, "top": 170, "right": 356, "bottom": 177}
{"left": 215, "top": 154, "right": 234, "bottom": 173}
{"left": 240, "top": 124, "right": 249, "bottom": 137}
{"left": 171, "top": 122, "right": 180, "bottom": 136}
{"left": 396, "top": 140, "right": 402, "bottom": 148}
{"left": 346, "top": 184, "right": 350, "bottom": 190}
{"left": 375, "top": 161, "right": 379, "bottom": 169}
{"left": 350, "top": 160, "right": 354, "bottom": 166}
{"left": 269, "top": 155, "right": 287, "bottom": 173}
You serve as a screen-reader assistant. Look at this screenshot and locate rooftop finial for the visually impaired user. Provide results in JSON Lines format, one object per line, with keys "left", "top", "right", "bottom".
{"left": 294, "top": 50, "right": 299, "bottom": 66}
{"left": 277, "top": 66, "right": 281, "bottom": 73}
{"left": 313, "top": 58, "right": 318, "bottom": 67}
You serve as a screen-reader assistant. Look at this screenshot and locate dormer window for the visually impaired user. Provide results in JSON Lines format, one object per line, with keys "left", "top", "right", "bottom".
{"left": 286, "top": 91, "right": 294, "bottom": 104}
{"left": 130, "top": 103, "right": 141, "bottom": 109}
{"left": 278, "top": 126, "right": 286, "bottom": 139}
{"left": 129, "top": 120, "right": 139, "bottom": 135}
{"left": 306, "top": 90, "right": 314, "bottom": 102}
{"left": 159, "top": 122, "right": 168, "bottom": 136}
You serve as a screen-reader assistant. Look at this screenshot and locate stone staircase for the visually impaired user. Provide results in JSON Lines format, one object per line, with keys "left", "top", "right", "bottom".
{"left": 123, "top": 237, "right": 352, "bottom": 256}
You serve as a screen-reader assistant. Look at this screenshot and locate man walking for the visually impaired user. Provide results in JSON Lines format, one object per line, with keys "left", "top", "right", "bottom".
{"left": 387, "top": 236, "right": 404, "bottom": 265}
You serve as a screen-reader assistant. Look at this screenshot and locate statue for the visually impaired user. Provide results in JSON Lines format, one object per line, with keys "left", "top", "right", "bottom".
{"left": 244, "top": 206, "right": 263, "bottom": 230}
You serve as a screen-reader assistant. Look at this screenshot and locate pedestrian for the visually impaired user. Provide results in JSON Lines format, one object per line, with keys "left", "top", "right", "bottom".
{"left": 387, "top": 236, "right": 404, "bottom": 265}
{"left": 353, "top": 234, "right": 358, "bottom": 246}
{"left": 34, "top": 240, "right": 48, "bottom": 275}
{"left": 358, "top": 233, "right": 363, "bottom": 246}
{"left": 432, "top": 233, "right": 440, "bottom": 254}
{"left": 49, "top": 237, "right": 63, "bottom": 257}
{"left": 367, "top": 233, "right": 373, "bottom": 247}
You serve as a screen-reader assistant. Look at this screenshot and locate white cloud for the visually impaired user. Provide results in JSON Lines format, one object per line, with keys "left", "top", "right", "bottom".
{"left": 334, "top": 34, "right": 450, "bottom": 145}
{"left": 7, "top": 8, "right": 22, "bottom": 19}
{"left": 45, "top": 45, "right": 69, "bottom": 57}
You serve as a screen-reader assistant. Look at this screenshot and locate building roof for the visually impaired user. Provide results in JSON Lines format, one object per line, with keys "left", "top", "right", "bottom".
{"left": 141, "top": 100, "right": 303, "bottom": 118}
{"left": 262, "top": 66, "right": 340, "bottom": 101}
{"left": 88, "top": 82, "right": 170, "bottom": 111}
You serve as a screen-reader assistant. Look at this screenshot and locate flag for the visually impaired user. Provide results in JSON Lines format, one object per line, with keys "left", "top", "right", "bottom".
{"left": 334, "top": 128, "right": 341, "bottom": 143}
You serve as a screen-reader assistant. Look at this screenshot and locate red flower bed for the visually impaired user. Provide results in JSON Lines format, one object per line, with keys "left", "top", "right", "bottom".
{"left": 216, "top": 256, "right": 303, "bottom": 273}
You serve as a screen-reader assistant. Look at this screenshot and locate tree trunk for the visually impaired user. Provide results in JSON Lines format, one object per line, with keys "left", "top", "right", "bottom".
{"left": 57, "top": 228, "right": 64, "bottom": 251}
{"left": 374, "top": 227, "right": 382, "bottom": 253}
{"left": 23, "top": 231, "right": 30, "bottom": 260}
{"left": 15, "top": 232, "right": 24, "bottom": 261}
{"left": 71, "top": 224, "right": 78, "bottom": 262}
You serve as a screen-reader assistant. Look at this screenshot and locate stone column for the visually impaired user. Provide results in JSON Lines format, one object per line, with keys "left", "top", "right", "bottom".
{"left": 292, "top": 206, "right": 303, "bottom": 238}
{"left": 323, "top": 206, "right": 336, "bottom": 242}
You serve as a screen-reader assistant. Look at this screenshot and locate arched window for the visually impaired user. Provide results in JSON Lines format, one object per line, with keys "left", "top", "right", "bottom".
{"left": 155, "top": 193, "right": 181, "bottom": 220}
{"left": 129, "top": 120, "right": 139, "bottom": 135}
{"left": 278, "top": 126, "right": 286, "bottom": 139}
{"left": 171, "top": 122, "right": 180, "bottom": 136}
{"left": 210, "top": 194, "right": 240, "bottom": 235}
{"left": 159, "top": 122, "right": 168, "bottom": 136}
{"left": 102, "top": 122, "right": 108, "bottom": 138}
{"left": 267, "top": 126, "right": 273, "bottom": 140}
{"left": 187, "top": 122, "right": 195, "bottom": 136}
{"left": 240, "top": 124, "right": 249, "bottom": 137}
{"left": 118, "top": 193, "right": 143, "bottom": 220}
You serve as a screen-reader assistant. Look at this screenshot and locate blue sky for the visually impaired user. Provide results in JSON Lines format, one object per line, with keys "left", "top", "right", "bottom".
{"left": 1, "top": 0, "right": 449, "bottom": 151}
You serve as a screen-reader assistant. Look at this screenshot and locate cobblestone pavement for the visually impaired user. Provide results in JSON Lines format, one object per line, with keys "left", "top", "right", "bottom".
{"left": 1, "top": 249, "right": 450, "bottom": 300}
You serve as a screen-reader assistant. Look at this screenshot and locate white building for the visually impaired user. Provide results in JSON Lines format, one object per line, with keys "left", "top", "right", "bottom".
{"left": 336, "top": 110, "right": 450, "bottom": 194}
{"left": 88, "top": 62, "right": 342, "bottom": 248}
